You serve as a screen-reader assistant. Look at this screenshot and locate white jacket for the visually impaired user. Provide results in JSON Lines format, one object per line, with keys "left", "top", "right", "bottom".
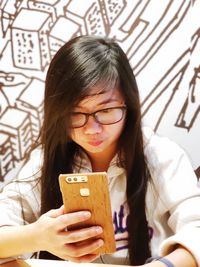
{"left": 0, "top": 127, "right": 200, "bottom": 265}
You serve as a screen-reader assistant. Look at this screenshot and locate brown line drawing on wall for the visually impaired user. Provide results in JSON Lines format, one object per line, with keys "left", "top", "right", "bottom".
{"left": 141, "top": 50, "right": 190, "bottom": 131}
{"left": 11, "top": 8, "right": 52, "bottom": 71}
{"left": 0, "top": 0, "right": 23, "bottom": 38}
{"left": 195, "top": 166, "right": 200, "bottom": 179}
{"left": 0, "top": 0, "right": 199, "bottom": 184}
{"left": 175, "top": 28, "right": 200, "bottom": 131}
{"left": 116, "top": 0, "right": 151, "bottom": 42}
{"left": 128, "top": 1, "right": 191, "bottom": 75}
{"left": 140, "top": 25, "right": 200, "bottom": 133}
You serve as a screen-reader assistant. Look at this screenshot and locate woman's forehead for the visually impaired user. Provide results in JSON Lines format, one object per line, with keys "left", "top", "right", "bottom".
{"left": 77, "top": 87, "right": 124, "bottom": 108}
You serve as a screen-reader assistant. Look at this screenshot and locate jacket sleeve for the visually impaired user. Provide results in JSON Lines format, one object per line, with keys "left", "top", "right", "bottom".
{"left": 0, "top": 148, "right": 42, "bottom": 227}
{"left": 145, "top": 131, "right": 200, "bottom": 265}
{"left": 0, "top": 148, "right": 42, "bottom": 263}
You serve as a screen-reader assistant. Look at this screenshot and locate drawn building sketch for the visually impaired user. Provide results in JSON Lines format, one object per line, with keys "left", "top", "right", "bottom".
{"left": 103, "top": 0, "right": 126, "bottom": 26}
{"left": 0, "top": 0, "right": 24, "bottom": 38}
{"left": 0, "top": 0, "right": 199, "bottom": 185}
{"left": 49, "top": 16, "right": 80, "bottom": 57}
{"left": 0, "top": 132, "right": 15, "bottom": 181}
{"left": 0, "top": 107, "right": 33, "bottom": 175}
{"left": 65, "top": 0, "right": 108, "bottom": 35}
{"left": 27, "top": 0, "right": 59, "bottom": 22}
{"left": 175, "top": 29, "right": 200, "bottom": 131}
{"left": 16, "top": 78, "right": 45, "bottom": 140}
{"left": 0, "top": 88, "right": 9, "bottom": 115}
{"left": 11, "top": 8, "right": 52, "bottom": 70}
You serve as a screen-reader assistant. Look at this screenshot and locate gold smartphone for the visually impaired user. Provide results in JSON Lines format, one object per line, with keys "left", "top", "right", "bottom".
{"left": 59, "top": 172, "right": 116, "bottom": 254}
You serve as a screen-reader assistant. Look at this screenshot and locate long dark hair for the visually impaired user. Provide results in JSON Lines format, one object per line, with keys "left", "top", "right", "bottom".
{"left": 39, "top": 35, "right": 151, "bottom": 264}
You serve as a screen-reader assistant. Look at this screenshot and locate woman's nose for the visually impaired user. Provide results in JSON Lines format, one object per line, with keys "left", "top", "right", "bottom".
{"left": 83, "top": 115, "right": 102, "bottom": 134}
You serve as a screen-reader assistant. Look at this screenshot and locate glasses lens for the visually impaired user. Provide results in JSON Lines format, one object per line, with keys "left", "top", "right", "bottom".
{"left": 95, "top": 108, "right": 124, "bottom": 124}
{"left": 71, "top": 113, "right": 86, "bottom": 128}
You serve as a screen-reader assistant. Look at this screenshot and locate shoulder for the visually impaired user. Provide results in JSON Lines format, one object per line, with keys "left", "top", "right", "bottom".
{"left": 142, "top": 126, "right": 185, "bottom": 163}
{"left": 18, "top": 146, "right": 43, "bottom": 182}
{"left": 0, "top": 146, "right": 43, "bottom": 200}
{"left": 142, "top": 126, "right": 197, "bottom": 184}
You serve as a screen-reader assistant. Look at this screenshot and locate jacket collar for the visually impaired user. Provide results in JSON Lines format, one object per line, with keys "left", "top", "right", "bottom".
{"left": 73, "top": 148, "right": 125, "bottom": 179}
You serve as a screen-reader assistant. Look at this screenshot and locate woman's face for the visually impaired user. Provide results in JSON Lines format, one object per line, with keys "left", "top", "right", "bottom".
{"left": 70, "top": 87, "right": 126, "bottom": 160}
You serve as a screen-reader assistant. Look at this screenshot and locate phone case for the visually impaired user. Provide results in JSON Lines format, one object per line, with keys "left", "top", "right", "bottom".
{"left": 59, "top": 172, "right": 116, "bottom": 254}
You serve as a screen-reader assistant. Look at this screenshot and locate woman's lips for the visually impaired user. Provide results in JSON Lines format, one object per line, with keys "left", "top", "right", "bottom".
{"left": 87, "top": 140, "right": 103, "bottom": 146}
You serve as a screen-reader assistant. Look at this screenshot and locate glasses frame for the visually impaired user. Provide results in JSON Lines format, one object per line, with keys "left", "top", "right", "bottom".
{"left": 71, "top": 106, "right": 127, "bottom": 128}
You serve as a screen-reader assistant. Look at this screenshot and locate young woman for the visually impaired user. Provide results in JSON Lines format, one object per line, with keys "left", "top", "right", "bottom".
{"left": 0, "top": 36, "right": 199, "bottom": 267}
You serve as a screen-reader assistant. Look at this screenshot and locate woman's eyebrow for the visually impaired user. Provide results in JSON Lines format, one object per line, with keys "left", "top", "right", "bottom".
{"left": 96, "top": 98, "right": 120, "bottom": 105}
{"left": 76, "top": 97, "right": 121, "bottom": 108}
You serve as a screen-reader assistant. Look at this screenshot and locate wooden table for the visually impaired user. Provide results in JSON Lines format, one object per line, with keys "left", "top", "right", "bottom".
{"left": 0, "top": 259, "right": 132, "bottom": 267}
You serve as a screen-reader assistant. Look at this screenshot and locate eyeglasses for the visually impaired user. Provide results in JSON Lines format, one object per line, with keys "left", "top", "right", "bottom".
{"left": 71, "top": 106, "right": 126, "bottom": 128}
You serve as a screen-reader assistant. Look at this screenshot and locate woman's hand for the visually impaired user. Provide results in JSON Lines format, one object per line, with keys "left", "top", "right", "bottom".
{"left": 33, "top": 206, "right": 104, "bottom": 262}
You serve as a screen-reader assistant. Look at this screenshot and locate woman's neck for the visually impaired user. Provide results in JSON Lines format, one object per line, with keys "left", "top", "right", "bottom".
{"left": 91, "top": 160, "right": 109, "bottom": 172}
{"left": 87, "top": 147, "right": 117, "bottom": 172}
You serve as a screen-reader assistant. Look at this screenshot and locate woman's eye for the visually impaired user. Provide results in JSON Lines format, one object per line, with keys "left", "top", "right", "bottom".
{"left": 71, "top": 113, "right": 83, "bottom": 118}
{"left": 101, "top": 109, "right": 112, "bottom": 113}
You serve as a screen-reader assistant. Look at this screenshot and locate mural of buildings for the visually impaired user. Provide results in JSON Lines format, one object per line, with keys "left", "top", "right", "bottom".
{"left": 0, "top": 107, "right": 33, "bottom": 161}
{"left": 175, "top": 30, "right": 200, "bottom": 131}
{"left": 11, "top": 8, "right": 52, "bottom": 70}
{"left": 103, "top": 0, "right": 126, "bottom": 26}
{"left": 65, "top": 0, "right": 109, "bottom": 35}
{"left": 27, "top": 0, "right": 58, "bottom": 22}
{"left": 0, "top": 132, "right": 15, "bottom": 181}
{"left": 49, "top": 16, "right": 80, "bottom": 57}
{"left": 16, "top": 78, "right": 45, "bottom": 140}
{"left": 0, "top": 0, "right": 199, "bottom": 186}
{"left": 0, "top": 0, "right": 23, "bottom": 38}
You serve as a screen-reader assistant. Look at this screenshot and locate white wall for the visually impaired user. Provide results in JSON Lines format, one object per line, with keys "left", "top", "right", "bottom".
{"left": 0, "top": 0, "right": 199, "bottom": 186}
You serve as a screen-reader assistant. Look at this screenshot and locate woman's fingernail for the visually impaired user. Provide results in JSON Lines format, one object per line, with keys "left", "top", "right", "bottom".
{"left": 98, "top": 239, "right": 104, "bottom": 246}
{"left": 95, "top": 226, "right": 103, "bottom": 234}
{"left": 83, "top": 211, "right": 91, "bottom": 218}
